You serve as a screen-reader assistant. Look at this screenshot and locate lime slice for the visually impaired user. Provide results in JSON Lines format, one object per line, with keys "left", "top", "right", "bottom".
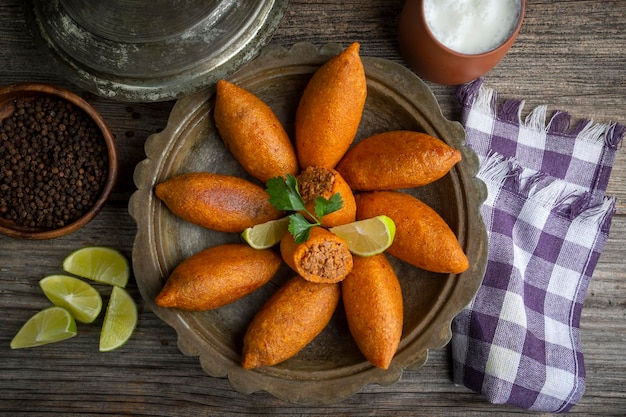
{"left": 99, "top": 286, "right": 138, "bottom": 352}
{"left": 63, "top": 246, "right": 130, "bottom": 287}
{"left": 329, "top": 215, "right": 396, "bottom": 257}
{"left": 39, "top": 275, "right": 103, "bottom": 324}
{"left": 10, "top": 306, "right": 77, "bottom": 349}
{"left": 241, "top": 216, "right": 290, "bottom": 249}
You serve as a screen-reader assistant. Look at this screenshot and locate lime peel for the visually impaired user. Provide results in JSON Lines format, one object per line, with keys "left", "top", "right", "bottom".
{"left": 10, "top": 306, "right": 77, "bottom": 349}
{"left": 99, "top": 286, "right": 138, "bottom": 352}
{"left": 39, "top": 274, "right": 103, "bottom": 324}
{"left": 329, "top": 215, "right": 396, "bottom": 257}
{"left": 241, "top": 216, "right": 290, "bottom": 249}
{"left": 63, "top": 246, "right": 130, "bottom": 288}
{"left": 12, "top": 246, "right": 137, "bottom": 351}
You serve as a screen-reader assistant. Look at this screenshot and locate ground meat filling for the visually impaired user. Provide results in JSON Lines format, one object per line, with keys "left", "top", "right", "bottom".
{"left": 297, "top": 166, "right": 335, "bottom": 202}
{"left": 299, "top": 240, "right": 351, "bottom": 281}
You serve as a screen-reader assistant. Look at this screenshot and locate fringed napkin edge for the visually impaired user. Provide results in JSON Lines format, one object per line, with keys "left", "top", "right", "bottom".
{"left": 457, "top": 78, "right": 625, "bottom": 151}
{"left": 477, "top": 152, "right": 616, "bottom": 234}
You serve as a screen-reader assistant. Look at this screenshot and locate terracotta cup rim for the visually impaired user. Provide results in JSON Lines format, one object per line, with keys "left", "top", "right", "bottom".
{"left": 419, "top": 0, "right": 526, "bottom": 58}
{"left": 399, "top": 0, "right": 526, "bottom": 84}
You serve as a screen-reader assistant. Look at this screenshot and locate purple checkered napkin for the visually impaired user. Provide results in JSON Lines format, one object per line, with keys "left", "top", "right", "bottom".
{"left": 451, "top": 78, "right": 624, "bottom": 413}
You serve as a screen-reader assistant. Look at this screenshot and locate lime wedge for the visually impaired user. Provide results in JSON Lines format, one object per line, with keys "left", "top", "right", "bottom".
{"left": 39, "top": 275, "right": 103, "bottom": 324}
{"left": 63, "top": 246, "right": 130, "bottom": 288}
{"left": 99, "top": 286, "right": 138, "bottom": 352}
{"left": 329, "top": 215, "right": 396, "bottom": 257}
{"left": 10, "top": 306, "right": 77, "bottom": 349}
{"left": 241, "top": 216, "right": 290, "bottom": 249}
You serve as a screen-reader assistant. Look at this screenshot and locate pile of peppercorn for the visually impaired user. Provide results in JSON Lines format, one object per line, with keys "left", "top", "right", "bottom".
{"left": 0, "top": 95, "right": 108, "bottom": 230}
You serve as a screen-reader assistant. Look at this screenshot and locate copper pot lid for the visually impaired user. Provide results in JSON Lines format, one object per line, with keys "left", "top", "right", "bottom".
{"left": 24, "top": 0, "right": 289, "bottom": 102}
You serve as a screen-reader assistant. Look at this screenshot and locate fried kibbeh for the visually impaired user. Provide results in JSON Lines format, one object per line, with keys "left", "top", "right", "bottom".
{"left": 336, "top": 130, "right": 462, "bottom": 190}
{"left": 295, "top": 42, "right": 367, "bottom": 169}
{"left": 280, "top": 226, "right": 353, "bottom": 284}
{"left": 355, "top": 191, "right": 469, "bottom": 274}
{"left": 342, "top": 254, "right": 403, "bottom": 369}
{"left": 297, "top": 166, "right": 356, "bottom": 227}
{"left": 155, "top": 244, "right": 281, "bottom": 311}
{"left": 155, "top": 172, "right": 282, "bottom": 233}
{"left": 214, "top": 80, "right": 298, "bottom": 183}
{"left": 150, "top": 40, "right": 476, "bottom": 375}
{"left": 242, "top": 275, "right": 340, "bottom": 369}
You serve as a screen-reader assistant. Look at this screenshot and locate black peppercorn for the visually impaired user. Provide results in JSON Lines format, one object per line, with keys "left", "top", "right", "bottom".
{"left": 0, "top": 95, "right": 108, "bottom": 230}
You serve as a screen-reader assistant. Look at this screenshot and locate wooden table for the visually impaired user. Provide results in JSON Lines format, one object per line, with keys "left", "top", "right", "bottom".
{"left": 2, "top": 1, "right": 624, "bottom": 415}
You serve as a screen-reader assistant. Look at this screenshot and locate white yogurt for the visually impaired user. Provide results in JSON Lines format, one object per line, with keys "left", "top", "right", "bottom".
{"left": 424, "top": 0, "right": 522, "bottom": 55}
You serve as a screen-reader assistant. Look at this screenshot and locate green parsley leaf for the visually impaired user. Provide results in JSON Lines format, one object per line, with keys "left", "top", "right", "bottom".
{"left": 265, "top": 174, "right": 344, "bottom": 243}
{"left": 266, "top": 175, "right": 306, "bottom": 211}
{"left": 288, "top": 213, "right": 314, "bottom": 243}
{"left": 313, "top": 193, "right": 343, "bottom": 220}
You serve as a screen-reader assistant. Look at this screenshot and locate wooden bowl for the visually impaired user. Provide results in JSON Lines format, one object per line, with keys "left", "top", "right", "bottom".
{"left": 0, "top": 83, "right": 117, "bottom": 239}
{"left": 130, "top": 43, "right": 487, "bottom": 404}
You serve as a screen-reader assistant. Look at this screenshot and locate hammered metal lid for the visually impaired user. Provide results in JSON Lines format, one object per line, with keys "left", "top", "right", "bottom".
{"left": 24, "top": 0, "right": 289, "bottom": 102}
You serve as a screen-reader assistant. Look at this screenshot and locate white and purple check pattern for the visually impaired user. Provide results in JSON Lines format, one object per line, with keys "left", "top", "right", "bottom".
{"left": 451, "top": 79, "right": 624, "bottom": 413}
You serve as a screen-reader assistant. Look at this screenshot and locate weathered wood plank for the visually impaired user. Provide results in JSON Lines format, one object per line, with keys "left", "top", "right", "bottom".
{"left": 1, "top": 0, "right": 625, "bottom": 415}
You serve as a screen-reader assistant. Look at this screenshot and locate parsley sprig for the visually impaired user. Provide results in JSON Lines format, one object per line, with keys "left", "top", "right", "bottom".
{"left": 266, "top": 174, "right": 343, "bottom": 243}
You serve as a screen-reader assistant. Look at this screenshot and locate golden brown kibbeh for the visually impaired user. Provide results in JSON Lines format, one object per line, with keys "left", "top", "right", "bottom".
{"left": 242, "top": 275, "right": 340, "bottom": 369}
{"left": 280, "top": 226, "right": 353, "bottom": 284}
{"left": 295, "top": 42, "right": 367, "bottom": 169}
{"left": 342, "top": 254, "right": 403, "bottom": 369}
{"left": 297, "top": 166, "right": 356, "bottom": 227}
{"left": 155, "top": 244, "right": 282, "bottom": 311}
{"left": 155, "top": 172, "right": 282, "bottom": 233}
{"left": 214, "top": 80, "right": 298, "bottom": 183}
{"left": 336, "top": 130, "right": 462, "bottom": 190}
{"left": 355, "top": 191, "right": 469, "bottom": 274}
